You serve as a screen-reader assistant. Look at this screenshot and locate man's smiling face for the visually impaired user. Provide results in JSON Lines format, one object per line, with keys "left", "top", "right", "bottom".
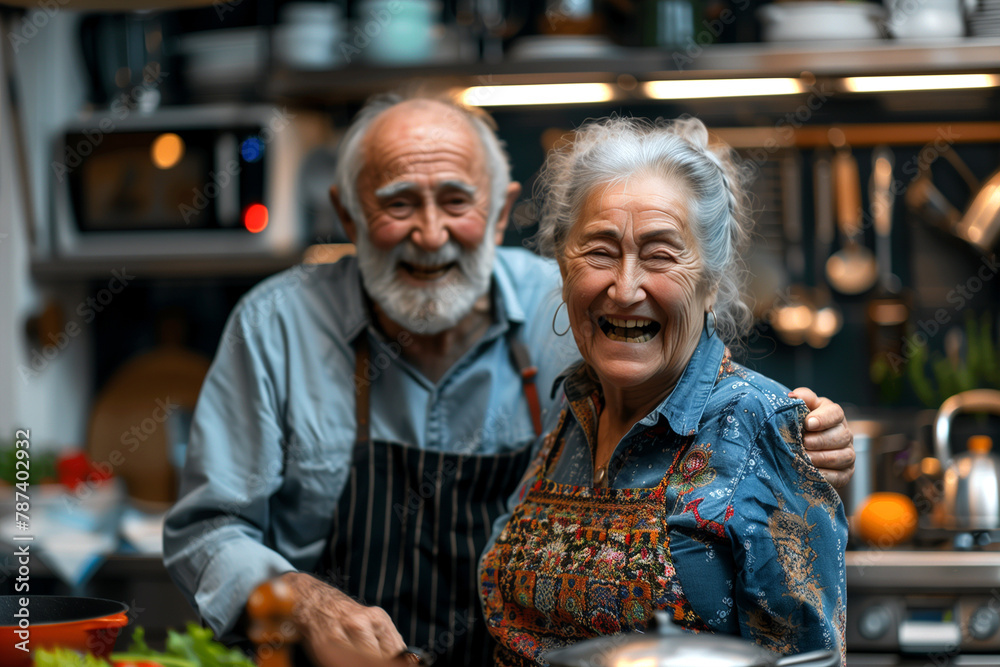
{"left": 352, "top": 101, "right": 500, "bottom": 335}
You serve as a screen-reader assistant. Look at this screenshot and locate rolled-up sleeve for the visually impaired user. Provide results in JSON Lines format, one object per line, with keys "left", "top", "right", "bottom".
{"left": 163, "top": 299, "right": 295, "bottom": 638}
{"left": 729, "top": 405, "right": 848, "bottom": 665}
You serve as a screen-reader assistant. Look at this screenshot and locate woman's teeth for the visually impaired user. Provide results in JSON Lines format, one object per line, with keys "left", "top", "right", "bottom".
{"left": 597, "top": 316, "right": 661, "bottom": 343}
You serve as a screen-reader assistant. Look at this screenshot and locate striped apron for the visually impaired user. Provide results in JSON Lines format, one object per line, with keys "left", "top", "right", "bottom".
{"left": 322, "top": 333, "right": 542, "bottom": 666}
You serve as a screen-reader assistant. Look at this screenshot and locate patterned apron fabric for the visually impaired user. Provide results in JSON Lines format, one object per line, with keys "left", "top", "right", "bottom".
{"left": 480, "top": 419, "right": 710, "bottom": 666}
{"left": 321, "top": 334, "right": 541, "bottom": 666}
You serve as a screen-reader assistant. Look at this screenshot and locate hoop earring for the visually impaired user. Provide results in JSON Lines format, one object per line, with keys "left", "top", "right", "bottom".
{"left": 552, "top": 301, "right": 571, "bottom": 337}
{"left": 705, "top": 309, "right": 717, "bottom": 338}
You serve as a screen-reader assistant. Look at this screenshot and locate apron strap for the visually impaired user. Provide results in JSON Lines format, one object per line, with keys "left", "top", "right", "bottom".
{"left": 354, "top": 335, "right": 371, "bottom": 447}
{"left": 508, "top": 335, "right": 543, "bottom": 438}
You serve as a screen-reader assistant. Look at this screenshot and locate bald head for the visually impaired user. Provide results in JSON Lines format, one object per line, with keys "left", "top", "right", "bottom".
{"left": 361, "top": 101, "right": 487, "bottom": 199}
{"left": 332, "top": 93, "right": 513, "bottom": 233}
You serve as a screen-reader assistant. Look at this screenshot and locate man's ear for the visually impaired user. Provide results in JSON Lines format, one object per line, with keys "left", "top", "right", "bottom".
{"left": 493, "top": 181, "right": 522, "bottom": 244}
{"left": 329, "top": 185, "right": 358, "bottom": 244}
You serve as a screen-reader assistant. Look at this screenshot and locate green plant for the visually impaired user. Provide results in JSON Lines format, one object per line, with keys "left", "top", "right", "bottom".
{"left": 900, "top": 311, "right": 1000, "bottom": 408}
{"left": 0, "top": 434, "right": 57, "bottom": 485}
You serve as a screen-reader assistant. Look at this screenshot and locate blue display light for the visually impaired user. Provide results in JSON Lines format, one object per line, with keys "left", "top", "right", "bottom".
{"left": 241, "top": 137, "right": 264, "bottom": 163}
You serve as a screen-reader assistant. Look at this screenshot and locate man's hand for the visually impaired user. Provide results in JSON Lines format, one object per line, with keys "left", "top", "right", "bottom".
{"left": 789, "top": 387, "right": 855, "bottom": 489}
{"left": 277, "top": 572, "right": 406, "bottom": 663}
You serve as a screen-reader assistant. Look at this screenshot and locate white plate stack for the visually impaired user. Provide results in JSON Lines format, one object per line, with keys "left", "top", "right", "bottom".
{"left": 969, "top": 0, "right": 1000, "bottom": 36}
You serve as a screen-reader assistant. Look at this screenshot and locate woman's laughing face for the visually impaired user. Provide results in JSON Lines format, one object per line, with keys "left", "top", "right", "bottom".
{"left": 559, "top": 173, "right": 715, "bottom": 398}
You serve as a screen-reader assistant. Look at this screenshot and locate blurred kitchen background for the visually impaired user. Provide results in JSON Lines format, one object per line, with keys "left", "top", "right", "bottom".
{"left": 0, "top": 0, "right": 999, "bottom": 662}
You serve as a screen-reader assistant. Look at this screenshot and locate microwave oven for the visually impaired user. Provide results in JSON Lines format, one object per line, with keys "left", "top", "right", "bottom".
{"left": 51, "top": 105, "right": 323, "bottom": 260}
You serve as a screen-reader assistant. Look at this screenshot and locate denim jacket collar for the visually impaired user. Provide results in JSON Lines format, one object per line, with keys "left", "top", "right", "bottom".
{"left": 561, "top": 328, "right": 727, "bottom": 438}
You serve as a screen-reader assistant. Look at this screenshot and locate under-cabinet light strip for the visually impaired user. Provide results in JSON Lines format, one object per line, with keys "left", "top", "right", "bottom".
{"left": 460, "top": 83, "right": 616, "bottom": 107}
{"left": 459, "top": 74, "right": 1000, "bottom": 108}
{"left": 643, "top": 77, "right": 806, "bottom": 99}
{"left": 842, "top": 74, "right": 1000, "bottom": 93}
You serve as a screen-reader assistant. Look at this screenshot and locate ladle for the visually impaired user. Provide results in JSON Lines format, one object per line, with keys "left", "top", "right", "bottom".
{"left": 867, "top": 146, "right": 910, "bottom": 368}
{"left": 807, "top": 153, "right": 842, "bottom": 349}
{"left": 826, "top": 147, "right": 878, "bottom": 295}
{"left": 770, "top": 151, "right": 816, "bottom": 346}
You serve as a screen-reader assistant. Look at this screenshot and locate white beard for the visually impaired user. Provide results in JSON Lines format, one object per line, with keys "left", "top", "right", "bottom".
{"left": 355, "top": 229, "right": 497, "bottom": 336}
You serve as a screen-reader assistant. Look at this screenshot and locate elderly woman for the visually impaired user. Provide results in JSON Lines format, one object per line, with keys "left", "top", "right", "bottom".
{"left": 479, "top": 117, "right": 847, "bottom": 666}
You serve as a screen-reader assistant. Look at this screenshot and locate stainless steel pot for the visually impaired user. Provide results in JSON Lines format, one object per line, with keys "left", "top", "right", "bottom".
{"left": 934, "top": 389, "right": 1000, "bottom": 531}
{"left": 544, "top": 611, "right": 839, "bottom": 667}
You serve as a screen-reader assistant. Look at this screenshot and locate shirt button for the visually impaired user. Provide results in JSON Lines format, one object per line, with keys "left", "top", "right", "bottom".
{"left": 595, "top": 466, "right": 607, "bottom": 486}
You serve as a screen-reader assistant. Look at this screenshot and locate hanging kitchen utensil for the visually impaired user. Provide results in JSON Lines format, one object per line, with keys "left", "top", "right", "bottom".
{"left": 807, "top": 152, "right": 842, "bottom": 349}
{"left": 902, "top": 146, "right": 1000, "bottom": 254}
{"left": 544, "top": 610, "right": 839, "bottom": 667}
{"left": 955, "top": 166, "right": 1000, "bottom": 254}
{"left": 904, "top": 170, "right": 962, "bottom": 231}
{"left": 770, "top": 151, "right": 817, "bottom": 346}
{"left": 867, "top": 146, "right": 910, "bottom": 331}
{"left": 826, "top": 148, "right": 878, "bottom": 295}
{"left": 867, "top": 146, "right": 912, "bottom": 397}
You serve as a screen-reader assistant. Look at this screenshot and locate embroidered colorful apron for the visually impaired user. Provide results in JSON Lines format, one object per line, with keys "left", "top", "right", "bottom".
{"left": 480, "top": 416, "right": 710, "bottom": 666}
{"left": 321, "top": 333, "right": 542, "bottom": 666}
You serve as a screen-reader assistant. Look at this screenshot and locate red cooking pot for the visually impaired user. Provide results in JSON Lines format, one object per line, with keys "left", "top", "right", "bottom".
{"left": 0, "top": 596, "right": 129, "bottom": 667}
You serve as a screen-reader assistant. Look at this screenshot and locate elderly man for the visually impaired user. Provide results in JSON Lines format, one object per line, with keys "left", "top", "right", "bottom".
{"left": 163, "top": 93, "right": 855, "bottom": 666}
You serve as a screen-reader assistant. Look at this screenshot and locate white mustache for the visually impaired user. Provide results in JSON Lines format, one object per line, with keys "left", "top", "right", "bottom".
{"left": 394, "top": 241, "right": 463, "bottom": 267}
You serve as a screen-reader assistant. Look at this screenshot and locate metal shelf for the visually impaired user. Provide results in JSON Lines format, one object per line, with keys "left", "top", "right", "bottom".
{"left": 266, "top": 37, "right": 1000, "bottom": 104}
{"left": 30, "top": 253, "right": 302, "bottom": 282}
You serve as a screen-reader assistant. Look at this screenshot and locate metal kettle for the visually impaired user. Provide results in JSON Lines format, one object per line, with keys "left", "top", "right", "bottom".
{"left": 934, "top": 389, "right": 1000, "bottom": 531}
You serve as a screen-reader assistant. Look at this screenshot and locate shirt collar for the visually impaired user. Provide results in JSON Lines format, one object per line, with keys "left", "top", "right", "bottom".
{"left": 559, "top": 328, "right": 727, "bottom": 437}
{"left": 338, "top": 255, "right": 522, "bottom": 344}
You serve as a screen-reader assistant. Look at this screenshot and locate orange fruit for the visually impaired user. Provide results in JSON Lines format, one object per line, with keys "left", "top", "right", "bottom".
{"left": 854, "top": 492, "right": 918, "bottom": 547}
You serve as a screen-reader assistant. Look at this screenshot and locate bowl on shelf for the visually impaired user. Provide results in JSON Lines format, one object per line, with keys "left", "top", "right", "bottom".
{"left": 757, "top": 1, "right": 888, "bottom": 42}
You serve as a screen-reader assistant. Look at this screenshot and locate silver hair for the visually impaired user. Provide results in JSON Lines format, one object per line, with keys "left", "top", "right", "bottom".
{"left": 533, "top": 116, "right": 754, "bottom": 345}
{"left": 333, "top": 92, "right": 513, "bottom": 231}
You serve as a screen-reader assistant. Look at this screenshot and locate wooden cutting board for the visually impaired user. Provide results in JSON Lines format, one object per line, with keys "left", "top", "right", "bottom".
{"left": 86, "top": 346, "right": 210, "bottom": 507}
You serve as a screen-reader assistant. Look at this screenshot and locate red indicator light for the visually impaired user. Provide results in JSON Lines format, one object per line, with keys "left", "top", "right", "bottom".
{"left": 244, "top": 203, "right": 268, "bottom": 233}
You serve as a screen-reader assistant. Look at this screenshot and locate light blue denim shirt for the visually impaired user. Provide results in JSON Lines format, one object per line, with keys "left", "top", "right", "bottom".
{"left": 163, "top": 248, "right": 580, "bottom": 636}
{"left": 483, "top": 331, "right": 848, "bottom": 662}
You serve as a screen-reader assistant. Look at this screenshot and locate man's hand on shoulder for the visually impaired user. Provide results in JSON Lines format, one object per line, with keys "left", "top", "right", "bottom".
{"left": 789, "top": 387, "right": 856, "bottom": 489}
{"left": 276, "top": 572, "right": 406, "bottom": 663}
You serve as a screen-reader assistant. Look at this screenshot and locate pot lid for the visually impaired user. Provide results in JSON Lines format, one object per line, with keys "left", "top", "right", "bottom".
{"left": 545, "top": 633, "right": 777, "bottom": 667}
